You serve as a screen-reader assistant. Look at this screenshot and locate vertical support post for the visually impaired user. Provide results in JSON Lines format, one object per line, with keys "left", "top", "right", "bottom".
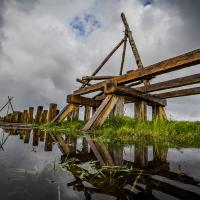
{"left": 72, "top": 106, "right": 79, "bottom": 120}
{"left": 48, "top": 103, "right": 57, "bottom": 122}
{"left": 134, "top": 100, "right": 147, "bottom": 121}
{"left": 152, "top": 105, "right": 167, "bottom": 120}
{"left": 28, "top": 107, "right": 34, "bottom": 123}
{"left": 35, "top": 106, "right": 43, "bottom": 124}
{"left": 135, "top": 146, "right": 148, "bottom": 167}
{"left": 113, "top": 96, "right": 125, "bottom": 116}
{"left": 84, "top": 106, "right": 91, "bottom": 121}
{"left": 40, "top": 110, "right": 48, "bottom": 123}
{"left": 23, "top": 110, "right": 28, "bottom": 123}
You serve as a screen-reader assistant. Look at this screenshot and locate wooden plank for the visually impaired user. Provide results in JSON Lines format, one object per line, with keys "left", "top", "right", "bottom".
{"left": 82, "top": 75, "right": 117, "bottom": 80}
{"left": 155, "top": 87, "right": 200, "bottom": 99}
{"left": 67, "top": 95, "right": 101, "bottom": 107}
{"left": 52, "top": 103, "right": 78, "bottom": 122}
{"left": 105, "top": 82, "right": 166, "bottom": 106}
{"left": 137, "top": 73, "right": 200, "bottom": 92}
{"left": 83, "top": 95, "right": 119, "bottom": 130}
{"left": 74, "top": 48, "right": 200, "bottom": 95}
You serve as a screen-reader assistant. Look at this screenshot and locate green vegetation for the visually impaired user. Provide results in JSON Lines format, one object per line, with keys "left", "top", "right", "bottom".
{"left": 38, "top": 116, "right": 200, "bottom": 147}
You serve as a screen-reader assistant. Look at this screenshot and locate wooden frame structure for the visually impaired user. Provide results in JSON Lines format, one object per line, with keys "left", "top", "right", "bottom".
{"left": 52, "top": 13, "right": 200, "bottom": 130}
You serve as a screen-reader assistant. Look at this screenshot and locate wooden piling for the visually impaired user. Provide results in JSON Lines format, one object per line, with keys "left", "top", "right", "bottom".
{"left": 113, "top": 96, "right": 125, "bottom": 116}
{"left": 48, "top": 103, "right": 57, "bottom": 122}
{"left": 134, "top": 100, "right": 147, "bottom": 121}
{"left": 28, "top": 107, "right": 34, "bottom": 123}
{"left": 23, "top": 110, "right": 28, "bottom": 123}
{"left": 84, "top": 106, "right": 91, "bottom": 121}
{"left": 152, "top": 105, "right": 167, "bottom": 120}
{"left": 35, "top": 106, "right": 43, "bottom": 124}
{"left": 40, "top": 110, "right": 48, "bottom": 123}
{"left": 72, "top": 106, "right": 79, "bottom": 120}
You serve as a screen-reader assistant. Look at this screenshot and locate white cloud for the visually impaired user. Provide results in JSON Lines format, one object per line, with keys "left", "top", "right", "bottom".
{"left": 0, "top": 0, "right": 199, "bottom": 120}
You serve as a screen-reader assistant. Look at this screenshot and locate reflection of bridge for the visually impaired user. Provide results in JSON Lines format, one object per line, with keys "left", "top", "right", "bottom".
{"left": 2, "top": 128, "right": 199, "bottom": 199}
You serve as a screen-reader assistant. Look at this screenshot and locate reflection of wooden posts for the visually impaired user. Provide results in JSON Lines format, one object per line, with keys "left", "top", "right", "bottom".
{"left": 84, "top": 106, "right": 91, "bottom": 121}
{"left": 28, "top": 107, "right": 34, "bottom": 123}
{"left": 153, "top": 145, "right": 168, "bottom": 162}
{"left": 19, "top": 130, "right": 24, "bottom": 139}
{"left": 44, "top": 132, "right": 53, "bottom": 151}
{"left": 82, "top": 138, "right": 89, "bottom": 153}
{"left": 39, "top": 130, "right": 45, "bottom": 141}
{"left": 134, "top": 146, "right": 148, "bottom": 167}
{"left": 40, "top": 110, "right": 48, "bottom": 123}
{"left": 109, "top": 145, "right": 124, "bottom": 165}
{"left": 48, "top": 103, "right": 57, "bottom": 122}
{"left": 152, "top": 105, "right": 167, "bottom": 120}
{"left": 32, "top": 129, "right": 39, "bottom": 146}
{"left": 35, "top": 106, "right": 43, "bottom": 124}
{"left": 134, "top": 100, "right": 147, "bottom": 121}
{"left": 24, "top": 129, "right": 31, "bottom": 143}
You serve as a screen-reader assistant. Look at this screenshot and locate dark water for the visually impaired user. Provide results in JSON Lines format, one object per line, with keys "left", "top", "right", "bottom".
{"left": 0, "top": 128, "right": 200, "bottom": 200}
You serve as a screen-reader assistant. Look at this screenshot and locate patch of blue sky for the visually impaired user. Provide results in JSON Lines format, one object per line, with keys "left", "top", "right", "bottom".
{"left": 70, "top": 13, "right": 101, "bottom": 38}
{"left": 143, "top": 0, "right": 153, "bottom": 6}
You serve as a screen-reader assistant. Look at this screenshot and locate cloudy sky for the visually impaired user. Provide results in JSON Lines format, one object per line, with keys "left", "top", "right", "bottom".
{"left": 0, "top": 0, "right": 200, "bottom": 120}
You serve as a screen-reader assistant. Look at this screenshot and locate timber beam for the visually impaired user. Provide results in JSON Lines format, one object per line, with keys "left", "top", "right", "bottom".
{"left": 82, "top": 75, "right": 117, "bottom": 81}
{"left": 137, "top": 73, "right": 200, "bottom": 92}
{"left": 67, "top": 95, "right": 101, "bottom": 107}
{"left": 104, "top": 82, "right": 167, "bottom": 106}
{"left": 155, "top": 87, "right": 200, "bottom": 99}
{"left": 73, "top": 48, "right": 200, "bottom": 95}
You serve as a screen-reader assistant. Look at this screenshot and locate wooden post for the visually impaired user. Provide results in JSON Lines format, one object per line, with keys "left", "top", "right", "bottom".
{"left": 28, "top": 107, "right": 34, "bottom": 123}
{"left": 48, "top": 103, "right": 57, "bottom": 122}
{"left": 134, "top": 100, "right": 147, "bottom": 121}
{"left": 72, "top": 106, "right": 79, "bottom": 120}
{"left": 23, "top": 110, "right": 28, "bottom": 123}
{"left": 135, "top": 146, "right": 148, "bottom": 167}
{"left": 35, "top": 106, "right": 43, "bottom": 124}
{"left": 113, "top": 96, "right": 125, "bottom": 116}
{"left": 84, "top": 106, "right": 91, "bottom": 121}
{"left": 152, "top": 105, "right": 167, "bottom": 120}
{"left": 40, "top": 110, "right": 48, "bottom": 123}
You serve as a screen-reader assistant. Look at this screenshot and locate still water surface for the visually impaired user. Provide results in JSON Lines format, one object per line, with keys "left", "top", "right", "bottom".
{"left": 0, "top": 128, "right": 200, "bottom": 200}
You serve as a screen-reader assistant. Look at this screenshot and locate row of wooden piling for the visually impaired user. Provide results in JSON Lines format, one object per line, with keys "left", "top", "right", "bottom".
{"left": 3, "top": 103, "right": 59, "bottom": 124}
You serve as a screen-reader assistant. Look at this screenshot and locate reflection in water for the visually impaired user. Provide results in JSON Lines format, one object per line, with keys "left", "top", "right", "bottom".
{"left": 0, "top": 128, "right": 200, "bottom": 200}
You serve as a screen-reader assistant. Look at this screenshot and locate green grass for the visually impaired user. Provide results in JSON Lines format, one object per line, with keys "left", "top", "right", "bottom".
{"left": 38, "top": 116, "right": 200, "bottom": 147}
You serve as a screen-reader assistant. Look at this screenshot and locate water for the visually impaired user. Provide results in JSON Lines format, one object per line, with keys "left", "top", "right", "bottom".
{"left": 0, "top": 128, "right": 200, "bottom": 200}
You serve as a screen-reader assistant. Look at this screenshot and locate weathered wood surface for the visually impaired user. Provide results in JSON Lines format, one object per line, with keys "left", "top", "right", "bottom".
{"left": 35, "top": 106, "right": 43, "bottom": 124}
{"left": 82, "top": 75, "right": 117, "bottom": 80}
{"left": 155, "top": 87, "right": 200, "bottom": 99}
{"left": 134, "top": 100, "right": 147, "bottom": 121}
{"left": 83, "top": 95, "right": 119, "bottom": 130}
{"left": 67, "top": 95, "right": 101, "bottom": 107}
{"left": 121, "top": 12, "right": 143, "bottom": 69}
{"left": 74, "top": 48, "right": 200, "bottom": 95}
{"left": 120, "top": 36, "right": 127, "bottom": 75}
{"left": 152, "top": 105, "right": 167, "bottom": 120}
{"left": 104, "top": 82, "right": 167, "bottom": 106}
{"left": 48, "top": 103, "right": 57, "bottom": 121}
{"left": 84, "top": 106, "right": 91, "bottom": 121}
{"left": 40, "top": 110, "right": 48, "bottom": 123}
{"left": 28, "top": 107, "right": 34, "bottom": 123}
{"left": 137, "top": 73, "right": 200, "bottom": 92}
{"left": 52, "top": 103, "right": 78, "bottom": 122}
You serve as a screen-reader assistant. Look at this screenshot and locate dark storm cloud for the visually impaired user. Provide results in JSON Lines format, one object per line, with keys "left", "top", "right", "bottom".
{"left": 155, "top": 0, "right": 200, "bottom": 50}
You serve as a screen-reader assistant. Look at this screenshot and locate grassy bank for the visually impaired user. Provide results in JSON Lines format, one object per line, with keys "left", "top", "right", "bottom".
{"left": 39, "top": 116, "right": 200, "bottom": 147}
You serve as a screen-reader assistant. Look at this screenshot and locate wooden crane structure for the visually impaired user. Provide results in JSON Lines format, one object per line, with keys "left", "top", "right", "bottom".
{"left": 52, "top": 13, "right": 200, "bottom": 130}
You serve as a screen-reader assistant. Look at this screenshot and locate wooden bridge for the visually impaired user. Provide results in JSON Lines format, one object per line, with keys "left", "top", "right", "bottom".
{"left": 52, "top": 13, "right": 200, "bottom": 130}
{"left": 1, "top": 13, "right": 200, "bottom": 129}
